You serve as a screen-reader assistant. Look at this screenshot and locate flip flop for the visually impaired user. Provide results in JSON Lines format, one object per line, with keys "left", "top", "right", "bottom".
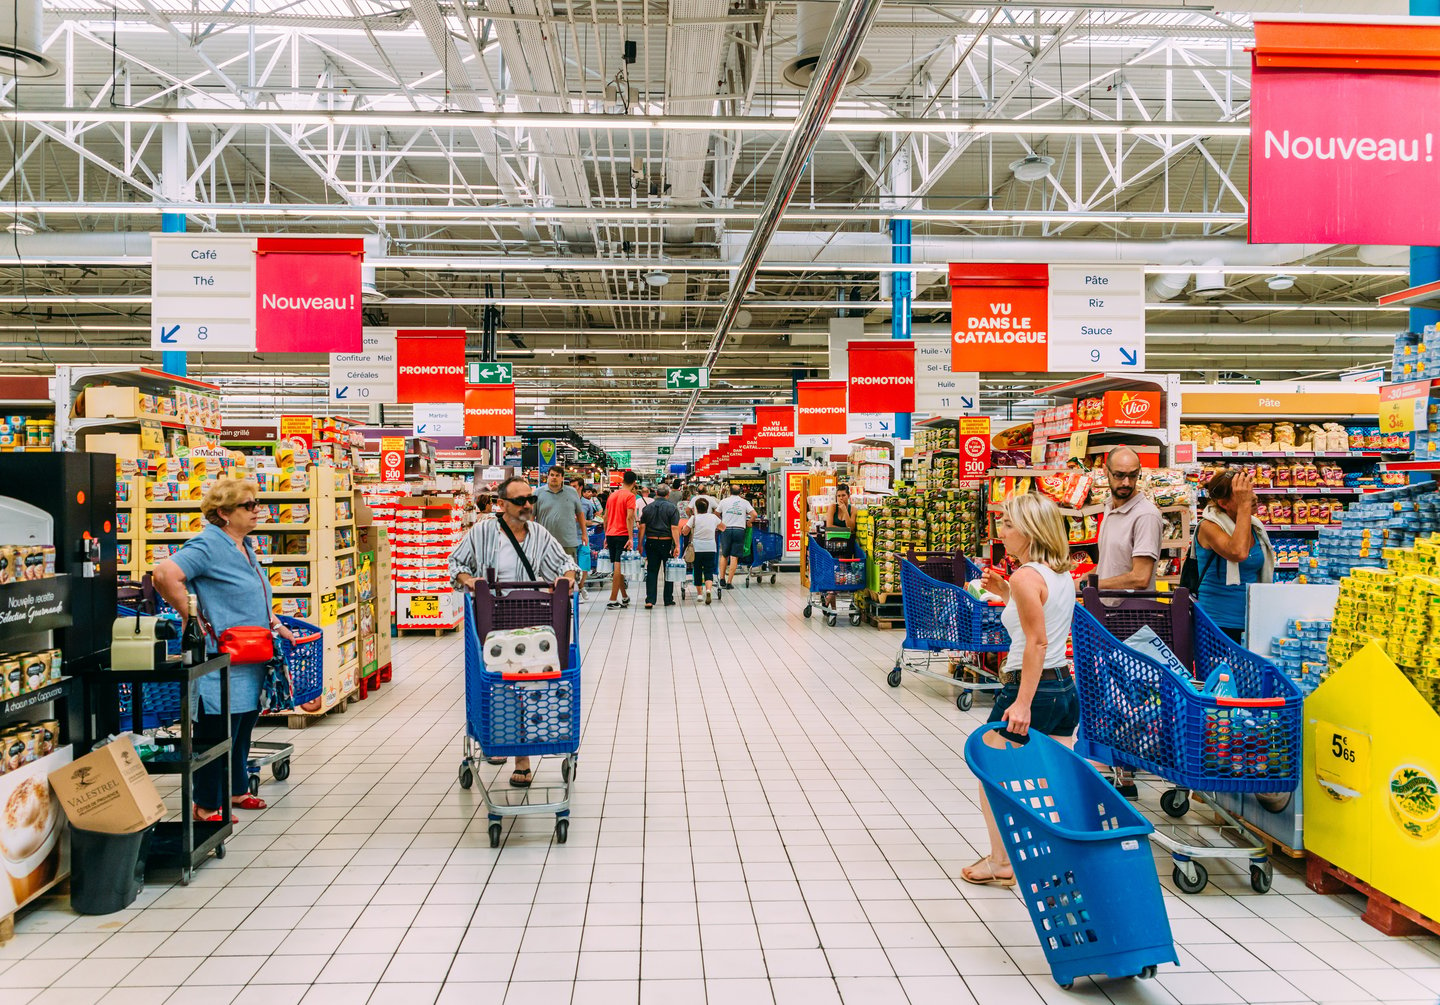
{"left": 509, "top": 768, "right": 533, "bottom": 789}
{"left": 487, "top": 756, "right": 507, "bottom": 765}
{"left": 960, "top": 856, "right": 1016, "bottom": 887}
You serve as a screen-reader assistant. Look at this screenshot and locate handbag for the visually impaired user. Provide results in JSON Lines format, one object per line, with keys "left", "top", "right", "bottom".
{"left": 216, "top": 626, "right": 278, "bottom": 664}
{"left": 683, "top": 542, "right": 695, "bottom": 563}
{"left": 258, "top": 649, "right": 294, "bottom": 713}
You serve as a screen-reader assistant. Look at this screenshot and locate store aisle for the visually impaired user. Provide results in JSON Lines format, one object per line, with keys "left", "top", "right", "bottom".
{"left": 6, "top": 580, "right": 1440, "bottom": 1005}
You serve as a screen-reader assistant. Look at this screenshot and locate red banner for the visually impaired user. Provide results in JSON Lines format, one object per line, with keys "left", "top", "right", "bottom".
{"left": 847, "top": 340, "right": 916, "bottom": 413}
{"left": 397, "top": 329, "right": 467, "bottom": 403}
{"left": 796, "top": 380, "right": 848, "bottom": 435}
{"left": 753, "top": 405, "right": 795, "bottom": 448}
{"left": 254, "top": 238, "right": 364, "bottom": 353}
{"left": 950, "top": 264, "right": 1049, "bottom": 372}
{"left": 463, "top": 384, "right": 516, "bottom": 436}
{"left": 1251, "top": 20, "right": 1440, "bottom": 244}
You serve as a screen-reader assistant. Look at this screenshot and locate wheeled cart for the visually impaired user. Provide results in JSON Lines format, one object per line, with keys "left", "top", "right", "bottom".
{"left": 1071, "top": 585, "right": 1304, "bottom": 894}
{"left": 804, "top": 537, "right": 866, "bottom": 626}
{"left": 743, "top": 529, "right": 785, "bottom": 586}
{"left": 888, "top": 552, "right": 1008, "bottom": 710}
{"left": 459, "top": 575, "right": 581, "bottom": 847}
{"left": 247, "top": 615, "right": 321, "bottom": 795}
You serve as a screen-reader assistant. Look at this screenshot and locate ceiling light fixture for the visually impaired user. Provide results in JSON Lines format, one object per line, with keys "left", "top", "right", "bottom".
{"left": 1266, "top": 274, "right": 1297, "bottom": 292}
{"left": 1009, "top": 155, "right": 1055, "bottom": 183}
{"left": 645, "top": 271, "right": 671, "bottom": 288}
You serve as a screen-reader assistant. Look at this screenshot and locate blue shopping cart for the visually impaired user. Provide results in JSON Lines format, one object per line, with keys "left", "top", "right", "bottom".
{"left": 1071, "top": 585, "right": 1304, "bottom": 894}
{"left": 743, "top": 529, "right": 785, "bottom": 587}
{"left": 965, "top": 723, "right": 1178, "bottom": 989}
{"left": 887, "top": 552, "right": 1010, "bottom": 710}
{"left": 804, "top": 536, "right": 867, "bottom": 626}
{"left": 459, "top": 574, "right": 581, "bottom": 847}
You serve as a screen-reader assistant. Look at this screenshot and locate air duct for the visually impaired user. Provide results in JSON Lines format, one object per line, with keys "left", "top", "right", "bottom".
{"left": 782, "top": 2, "right": 871, "bottom": 89}
{"left": 0, "top": 0, "right": 54, "bottom": 78}
{"left": 1192, "top": 258, "right": 1228, "bottom": 298}
{"left": 1146, "top": 270, "right": 1191, "bottom": 301}
{"left": 361, "top": 235, "right": 386, "bottom": 303}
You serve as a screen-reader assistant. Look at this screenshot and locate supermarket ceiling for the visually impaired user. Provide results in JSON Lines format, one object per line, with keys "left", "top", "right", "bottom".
{"left": 0, "top": 0, "right": 1416, "bottom": 457}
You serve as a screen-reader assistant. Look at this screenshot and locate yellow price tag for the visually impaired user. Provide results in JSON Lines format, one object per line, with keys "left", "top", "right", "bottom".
{"left": 1067, "top": 430, "right": 1089, "bottom": 461}
{"left": 408, "top": 594, "right": 439, "bottom": 618}
{"left": 320, "top": 590, "right": 338, "bottom": 626}
{"left": 1378, "top": 381, "right": 1429, "bottom": 434}
{"left": 139, "top": 419, "right": 165, "bottom": 453}
{"left": 1315, "top": 718, "right": 1370, "bottom": 800}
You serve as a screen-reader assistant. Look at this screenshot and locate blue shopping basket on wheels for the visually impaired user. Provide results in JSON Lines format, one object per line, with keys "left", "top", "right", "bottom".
{"left": 965, "top": 723, "right": 1178, "bottom": 989}
{"left": 804, "top": 537, "right": 866, "bottom": 626}
{"left": 459, "top": 574, "right": 581, "bottom": 847}
{"left": 744, "top": 529, "right": 785, "bottom": 586}
{"left": 887, "top": 556, "right": 1010, "bottom": 709}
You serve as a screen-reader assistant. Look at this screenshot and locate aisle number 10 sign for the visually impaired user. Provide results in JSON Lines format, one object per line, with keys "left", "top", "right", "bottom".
{"left": 1379, "top": 380, "right": 1430, "bottom": 434}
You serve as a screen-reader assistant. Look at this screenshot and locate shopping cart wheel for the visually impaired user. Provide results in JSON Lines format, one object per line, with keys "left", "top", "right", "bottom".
{"left": 803, "top": 604, "right": 813, "bottom": 618}
{"left": 272, "top": 759, "right": 291, "bottom": 782}
{"left": 1137, "top": 966, "right": 1158, "bottom": 980}
{"left": 556, "top": 819, "right": 569, "bottom": 844}
{"left": 887, "top": 666, "right": 903, "bottom": 687}
{"left": 1159, "top": 788, "right": 1190, "bottom": 818}
{"left": 848, "top": 611, "right": 861, "bottom": 626}
{"left": 1058, "top": 982, "right": 1073, "bottom": 991}
{"left": 561, "top": 758, "right": 573, "bottom": 783}
{"left": 1172, "top": 861, "right": 1208, "bottom": 894}
{"left": 825, "top": 613, "right": 837, "bottom": 627}
{"left": 458, "top": 764, "right": 474, "bottom": 790}
{"left": 488, "top": 823, "right": 502, "bottom": 848}
{"left": 1250, "top": 862, "right": 1273, "bottom": 894}
{"left": 214, "top": 842, "right": 226, "bottom": 860}
{"left": 248, "top": 774, "right": 261, "bottom": 797}
{"left": 770, "top": 574, "right": 776, "bottom": 584}
{"left": 956, "top": 690, "right": 973, "bottom": 712}
{"left": 744, "top": 577, "right": 750, "bottom": 588}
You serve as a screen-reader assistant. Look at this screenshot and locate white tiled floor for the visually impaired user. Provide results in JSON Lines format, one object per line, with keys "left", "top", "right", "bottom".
{"left": 5, "top": 579, "right": 1440, "bottom": 1005}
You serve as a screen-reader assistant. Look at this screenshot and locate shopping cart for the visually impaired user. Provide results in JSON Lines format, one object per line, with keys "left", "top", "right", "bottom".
{"left": 965, "top": 724, "right": 1178, "bottom": 989}
{"left": 743, "top": 529, "right": 785, "bottom": 587}
{"left": 1071, "top": 585, "right": 1304, "bottom": 894}
{"left": 459, "top": 574, "right": 581, "bottom": 847}
{"left": 586, "top": 525, "right": 611, "bottom": 593}
{"left": 803, "top": 537, "right": 867, "bottom": 626}
{"left": 247, "top": 615, "right": 322, "bottom": 795}
{"left": 887, "top": 553, "right": 1009, "bottom": 710}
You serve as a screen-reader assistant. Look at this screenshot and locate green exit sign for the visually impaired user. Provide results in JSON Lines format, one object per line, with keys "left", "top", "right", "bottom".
{"left": 657, "top": 446, "right": 672, "bottom": 456}
{"left": 467, "top": 361, "right": 513, "bottom": 384}
{"left": 664, "top": 366, "right": 709, "bottom": 389}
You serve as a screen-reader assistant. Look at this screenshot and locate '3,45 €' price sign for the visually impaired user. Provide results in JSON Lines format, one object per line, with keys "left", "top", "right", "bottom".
{"left": 1378, "top": 380, "right": 1430, "bottom": 433}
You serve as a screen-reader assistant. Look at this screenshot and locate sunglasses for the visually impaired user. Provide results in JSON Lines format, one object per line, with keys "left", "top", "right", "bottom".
{"left": 235, "top": 500, "right": 261, "bottom": 511}
{"left": 505, "top": 494, "right": 538, "bottom": 506}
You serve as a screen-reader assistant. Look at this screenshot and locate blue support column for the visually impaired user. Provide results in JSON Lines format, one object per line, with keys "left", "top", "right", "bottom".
{"left": 1413, "top": 2, "right": 1440, "bottom": 342}
{"left": 891, "top": 218, "right": 912, "bottom": 440}
{"left": 160, "top": 212, "right": 187, "bottom": 378}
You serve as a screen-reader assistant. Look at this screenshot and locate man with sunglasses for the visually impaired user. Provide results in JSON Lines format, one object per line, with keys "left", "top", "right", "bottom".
{"left": 1095, "top": 445, "right": 1163, "bottom": 799}
{"left": 449, "top": 477, "right": 577, "bottom": 788}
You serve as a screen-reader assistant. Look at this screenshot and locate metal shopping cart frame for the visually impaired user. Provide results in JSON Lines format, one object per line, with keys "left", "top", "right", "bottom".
{"left": 247, "top": 615, "right": 323, "bottom": 795}
{"left": 804, "top": 536, "right": 867, "bottom": 626}
{"left": 459, "top": 574, "right": 581, "bottom": 847}
{"left": 743, "top": 529, "right": 785, "bottom": 587}
{"left": 1071, "top": 585, "right": 1304, "bottom": 895}
{"left": 887, "top": 552, "right": 1008, "bottom": 711}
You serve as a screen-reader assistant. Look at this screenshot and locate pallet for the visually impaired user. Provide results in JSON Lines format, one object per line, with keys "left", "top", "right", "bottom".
{"left": 1306, "top": 853, "right": 1440, "bottom": 938}
{"left": 868, "top": 591, "right": 901, "bottom": 604}
{"left": 1190, "top": 794, "right": 1305, "bottom": 860}
{"left": 863, "top": 612, "right": 904, "bottom": 630}
{"left": 285, "top": 688, "right": 358, "bottom": 728}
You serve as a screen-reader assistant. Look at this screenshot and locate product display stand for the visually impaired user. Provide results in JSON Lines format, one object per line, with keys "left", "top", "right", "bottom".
{"left": 114, "top": 654, "right": 233, "bottom": 885}
{"left": 393, "top": 494, "right": 465, "bottom": 634}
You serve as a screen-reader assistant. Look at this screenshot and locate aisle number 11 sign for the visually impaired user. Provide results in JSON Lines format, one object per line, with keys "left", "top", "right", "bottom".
{"left": 1379, "top": 380, "right": 1430, "bottom": 434}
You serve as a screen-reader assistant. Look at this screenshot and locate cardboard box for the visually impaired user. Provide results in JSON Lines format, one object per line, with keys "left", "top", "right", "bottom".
{"left": 80, "top": 385, "right": 143, "bottom": 419}
{"left": 49, "top": 737, "right": 165, "bottom": 834}
{"left": 83, "top": 432, "right": 143, "bottom": 460}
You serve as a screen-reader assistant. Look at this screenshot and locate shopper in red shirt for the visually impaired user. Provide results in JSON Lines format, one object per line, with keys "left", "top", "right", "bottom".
{"left": 604, "top": 470, "right": 638, "bottom": 609}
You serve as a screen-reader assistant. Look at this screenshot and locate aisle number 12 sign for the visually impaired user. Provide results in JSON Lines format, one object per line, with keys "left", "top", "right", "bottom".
{"left": 1379, "top": 380, "right": 1430, "bottom": 434}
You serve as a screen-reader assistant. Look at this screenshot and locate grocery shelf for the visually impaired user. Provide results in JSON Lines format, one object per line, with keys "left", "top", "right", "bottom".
{"left": 145, "top": 532, "right": 196, "bottom": 541}
{"left": 334, "top": 547, "right": 357, "bottom": 557}
{"left": 1263, "top": 524, "right": 1326, "bottom": 533}
{"left": 1, "top": 676, "right": 76, "bottom": 717}
{"left": 257, "top": 553, "right": 313, "bottom": 563}
{"left": 1246, "top": 487, "right": 1369, "bottom": 496}
{"left": 270, "top": 584, "right": 313, "bottom": 595}
{"left": 144, "top": 500, "right": 201, "bottom": 509}
{"left": 258, "top": 491, "right": 312, "bottom": 500}
{"left": 258, "top": 522, "right": 314, "bottom": 533}
{"left": 1195, "top": 450, "right": 1405, "bottom": 460}
{"left": 338, "top": 603, "right": 358, "bottom": 616}
{"left": 71, "top": 416, "right": 223, "bottom": 434}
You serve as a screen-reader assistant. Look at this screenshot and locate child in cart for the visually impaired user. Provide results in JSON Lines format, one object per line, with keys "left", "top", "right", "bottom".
{"left": 962, "top": 493, "right": 1081, "bottom": 888}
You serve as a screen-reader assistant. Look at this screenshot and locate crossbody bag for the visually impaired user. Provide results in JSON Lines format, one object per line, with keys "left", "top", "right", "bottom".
{"left": 497, "top": 519, "right": 539, "bottom": 581}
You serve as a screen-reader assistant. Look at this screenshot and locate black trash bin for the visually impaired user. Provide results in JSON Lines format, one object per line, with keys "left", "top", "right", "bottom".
{"left": 69, "top": 824, "right": 153, "bottom": 915}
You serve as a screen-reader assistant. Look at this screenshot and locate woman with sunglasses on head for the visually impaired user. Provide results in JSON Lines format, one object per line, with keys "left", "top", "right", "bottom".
{"left": 153, "top": 477, "right": 296, "bottom": 823}
{"left": 449, "top": 476, "right": 579, "bottom": 787}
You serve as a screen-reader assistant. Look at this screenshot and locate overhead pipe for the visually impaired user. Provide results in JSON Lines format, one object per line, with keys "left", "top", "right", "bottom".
{"left": 673, "top": 0, "right": 885, "bottom": 442}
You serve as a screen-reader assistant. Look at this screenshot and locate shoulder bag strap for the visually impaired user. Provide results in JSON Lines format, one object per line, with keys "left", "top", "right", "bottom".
{"left": 497, "top": 518, "right": 538, "bottom": 581}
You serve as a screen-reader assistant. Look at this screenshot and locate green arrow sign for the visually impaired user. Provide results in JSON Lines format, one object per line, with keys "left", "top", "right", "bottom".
{"left": 664, "top": 366, "right": 709, "bottom": 389}
{"left": 467, "top": 361, "right": 513, "bottom": 384}
{"left": 657, "top": 446, "right": 672, "bottom": 456}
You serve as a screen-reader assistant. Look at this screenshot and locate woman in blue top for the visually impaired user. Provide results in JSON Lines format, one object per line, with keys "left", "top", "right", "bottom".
{"left": 1195, "top": 468, "right": 1275, "bottom": 645}
{"left": 154, "top": 477, "right": 295, "bottom": 822}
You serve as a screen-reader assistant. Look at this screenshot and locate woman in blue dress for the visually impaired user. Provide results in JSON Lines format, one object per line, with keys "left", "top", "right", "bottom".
{"left": 154, "top": 477, "right": 295, "bottom": 822}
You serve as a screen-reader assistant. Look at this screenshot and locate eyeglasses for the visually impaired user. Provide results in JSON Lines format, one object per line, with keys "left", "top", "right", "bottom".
{"left": 505, "top": 494, "right": 538, "bottom": 507}
{"left": 1108, "top": 469, "right": 1141, "bottom": 483}
{"left": 236, "top": 500, "right": 260, "bottom": 511}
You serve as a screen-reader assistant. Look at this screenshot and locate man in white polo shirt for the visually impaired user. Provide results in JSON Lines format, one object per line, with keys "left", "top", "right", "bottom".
{"left": 1095, "top": 444, "right": 1162, "bottom": 800}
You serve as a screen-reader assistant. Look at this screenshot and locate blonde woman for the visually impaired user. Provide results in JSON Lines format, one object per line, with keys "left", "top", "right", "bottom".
{"left": 154, "top": 477, "right": 295, "bottom": 822}
{"left": 962, "top": 492, "right": 1079, "bottom": 887}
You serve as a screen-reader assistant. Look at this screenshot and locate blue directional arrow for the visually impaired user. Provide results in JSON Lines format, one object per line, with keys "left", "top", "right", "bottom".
{"left": 334, "top": 386, "right": 349, "bottom": 400}
{"left": 417, "top": 424, "right": 428, "bottom": 434}
{"left": 159, "top": 325, "right": 180, "bottom": 344}
{"left": 961, "top": 396, "right": 975, "bottom": 410}
{"left": 1119, "top": 346, "right": 1139, "bottom": 366}
{"left": 879, "top": 421, "right": 891, "bottom": 432}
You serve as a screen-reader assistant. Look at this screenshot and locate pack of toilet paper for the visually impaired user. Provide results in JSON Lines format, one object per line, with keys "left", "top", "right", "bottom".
{"left": 482, "top": 626, "right": 561, "bottom": 677}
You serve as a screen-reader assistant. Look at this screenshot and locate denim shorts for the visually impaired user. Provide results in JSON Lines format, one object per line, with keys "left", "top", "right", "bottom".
{"left": 987, "top": 677, "right": 1080, "bottom": 738}
{"left": 719, "top": 528, "right": 748, "bottom": 559}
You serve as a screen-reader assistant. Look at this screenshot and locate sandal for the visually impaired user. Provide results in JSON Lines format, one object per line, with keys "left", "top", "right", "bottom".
{"left": 193, "top": 807, "right": 223, "bottom": 823}
{"left": 487, "top": 756, "right": 508, "bottom": 765}
{"left": 509, "top": 768, "right": 533, "bottom": 789}
{"left": 231, "top": 795, "right": 267, "bottom": 811}
{"left": 960, "top": 856, "right": 1016, "bottom": 887}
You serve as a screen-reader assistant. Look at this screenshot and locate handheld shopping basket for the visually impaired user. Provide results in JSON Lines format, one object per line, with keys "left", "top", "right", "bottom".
{"left": 804, "top": 536, "right": 866, "bottom": 626}
{"left": 887, "top": 553, "right": 1009, "bottom": 710}
{"left": 743, "top": 529, "right": 785, "bottom": 587}
{"left": 459, "top": 574, "right": 580, "bottom": 847}
{"left": 965, "top": 724, "right": 1178, "bottom": 989}
{"left": 1071, "top": 586, "right": 1304, "bottom": 894}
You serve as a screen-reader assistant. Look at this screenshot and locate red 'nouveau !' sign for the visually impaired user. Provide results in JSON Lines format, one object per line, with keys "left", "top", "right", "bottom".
{"left": 396, "top": 330, "right": 466, "bottom": 403}
{"left": 254, "top": 237, "right": 364, "bottom": 353}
